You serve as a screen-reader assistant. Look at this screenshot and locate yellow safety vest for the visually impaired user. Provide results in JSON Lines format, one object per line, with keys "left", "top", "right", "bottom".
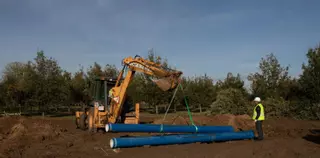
{"left": 108, "top": 89, "right": 113, "bottom": 98}
{"left": 252, "top": 103, "right": 265, "bottom": 120}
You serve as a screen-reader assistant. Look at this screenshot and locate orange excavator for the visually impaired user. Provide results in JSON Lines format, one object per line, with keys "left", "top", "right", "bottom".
{"left": 75, "top": 55, "right": 183, "bottom": 132}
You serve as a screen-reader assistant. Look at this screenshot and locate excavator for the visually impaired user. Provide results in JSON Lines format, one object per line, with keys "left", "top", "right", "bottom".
{"left": 75, "top": 55, "right": 183, "bottom": 132}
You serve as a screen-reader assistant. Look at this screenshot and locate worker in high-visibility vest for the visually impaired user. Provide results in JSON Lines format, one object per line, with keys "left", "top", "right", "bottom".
{"left": 108, "top": 89, "right": 113, "bottom": 98}
{"left": 107, "top": 89, "right": 114, "bottom": 106}
{"left": 252, "top": 97, "right": 265, "bottom": 140}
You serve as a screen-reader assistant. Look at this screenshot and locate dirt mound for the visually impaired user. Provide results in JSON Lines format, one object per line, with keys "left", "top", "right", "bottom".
{"left": 153, "top": 115, "right": 201, "bottom": 125}
{"left": 7, "top": 122, "right": 27, "bottom": 140}
{"left": 153, "top": 114, "right": 254, "bottom": 132}
{"left": 199, "top": 114, "right": 254, "bottom": 131}
{"left": 0, "top": 118, "right": 28, "bottom": 157}
{"left": 30, "top": 120, "right": 68, "bottom": 141}
{"left": 231, "top": 114, "right": 255, "bottom": 131}
{"left": 0, "top": 116, "right": 69, "bottom": 157}
{"left": 0, "top": 116, "right": 21, "bottom": 134}
{"left": 0, "top": 117, "right": 27, "bottom": 143}
{"left": 209, "top": 114, "right": 236, "bottom": 125}
{"left": 262, "top": 118, "right": 317, "bottom": 138}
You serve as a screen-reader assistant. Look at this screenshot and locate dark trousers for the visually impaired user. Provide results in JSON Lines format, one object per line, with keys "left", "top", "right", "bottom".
{"left": 255, "top": 120, "right": 264, "bottom": 140}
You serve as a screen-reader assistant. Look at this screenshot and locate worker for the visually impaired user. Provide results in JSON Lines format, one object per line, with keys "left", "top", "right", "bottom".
{"left": 108, "top": 89, "right": 113, "bottom": 98}
{"left": 108, "top": 89, "right": 114, "bottom": 105}
{"left": 252, "top": 97, "right": 265, "bottom": 141}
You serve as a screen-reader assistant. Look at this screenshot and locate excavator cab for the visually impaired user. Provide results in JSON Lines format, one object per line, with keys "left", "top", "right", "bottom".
{"left": 89, "top": 77, "right": 117, "bottom": 112}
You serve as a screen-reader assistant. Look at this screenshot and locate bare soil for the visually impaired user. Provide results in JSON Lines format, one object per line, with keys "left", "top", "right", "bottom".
{"left": 0, "top": 114, "right": 319, "bottom": 158}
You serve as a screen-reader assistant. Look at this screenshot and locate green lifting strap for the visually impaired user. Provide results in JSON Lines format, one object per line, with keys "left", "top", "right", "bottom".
{"left": 160, "top": 83, "right": 180, "bottom": 133}
{"left": 179, "top": 84, "right": 198, "bottom": 133}
{"left": 160, "top": 83, "right": 198, "bottom": 133}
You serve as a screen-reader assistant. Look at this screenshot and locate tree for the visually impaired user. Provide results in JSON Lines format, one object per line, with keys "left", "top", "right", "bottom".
{"left": 139, "top": 48, "right": 175, "bottom": 108}
{"left": 210, "top": 88, "right": 249, "bottom": 115}
{"left": 298, "top": 45, "right": 320, "bottom": 119}
{"left": 70, "top": 67, "right": 87, "bottom": 104}
{"left": 299, "top": 45, "right": 320, "bottom": 102}
{"left": 0, "top": 82, "right": 4, "bottom": 109}
{"left": 210, "top": 72, "right": 249, "bottom": 115}
{"left": 86, "top": 62, "right": 103, "bottom": 80}
{"left": 32, "top": 51, "right": 70, "bottom": 112}
{"left": 247, "top": 53, "right": 291, "bottom": 99}
{"left": 0, "top": 61, "right": 35, "bottom": 112}
{"left": 103, "top": 64, "right": 119, "bottom": 78}
{"left": 216, "top": 72, "right": 247, "bottom": 94}
{"left": 186, "top": 74, "right": 216, "bottom": 112}
{"left": 126, "top": 74, "right": 146, "bottom": 106}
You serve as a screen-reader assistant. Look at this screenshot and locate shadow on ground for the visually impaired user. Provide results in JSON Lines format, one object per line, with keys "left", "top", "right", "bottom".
{"left": 302, "top": 129, "right": 320, "bottom": 145}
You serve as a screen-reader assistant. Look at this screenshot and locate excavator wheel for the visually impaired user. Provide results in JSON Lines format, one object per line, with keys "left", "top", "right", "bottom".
{"left": 86, "top": 107, "right": 95, "bottom": 132}
{"left": 75, "top": 112, "right": 83, "bottom": 129}
{"left": 79, "top": 113, "right": 88, "bottom": 130}
{"left": 75, "top": 116, "right": 80, "bottom": 129}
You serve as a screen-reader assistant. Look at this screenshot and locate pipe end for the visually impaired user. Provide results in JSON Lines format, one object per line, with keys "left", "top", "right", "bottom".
{"left": 105, "top": 124, "right": 110, "bottom": 132}
{"left": 110, "top": 138, "right": 115, "bottom": 148}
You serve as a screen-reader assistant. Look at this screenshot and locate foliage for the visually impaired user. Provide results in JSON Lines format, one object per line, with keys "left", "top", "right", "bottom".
{"left": 216, "top": 73, "right": 245, "bottom": 91}
{"left": 262, "top": 97, "right": 290, "bottom": 118}
{"left": 210, "top": 88, "right": 249, "bottom": 115}
{"left": 186, "top": 74, "right": 216, "bottom": 110}
{"left": 247, "top": 53, "right": 291, "bottom": 99}
{"left": 296, "top": 45, "right": 320, "bottom": 119}
{"left": 0, "top": 45, "right": 320, "bottom": 120}
{"left": 299, "top": 46, "right": 320, "bottom": 102}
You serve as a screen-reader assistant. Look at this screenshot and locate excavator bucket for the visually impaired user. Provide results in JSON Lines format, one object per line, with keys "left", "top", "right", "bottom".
{"left": 151, "top": 77, "right": 176, "bottom": 91}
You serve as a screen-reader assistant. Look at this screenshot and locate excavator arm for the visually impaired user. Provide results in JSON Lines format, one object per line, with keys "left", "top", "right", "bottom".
{"left": 108, "top": 55, "right": 183, "bottom": 123}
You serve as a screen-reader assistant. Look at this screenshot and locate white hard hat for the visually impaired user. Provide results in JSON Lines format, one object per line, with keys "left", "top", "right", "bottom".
{"left": 253, "top": 97, "right": 261, "bottom": 102}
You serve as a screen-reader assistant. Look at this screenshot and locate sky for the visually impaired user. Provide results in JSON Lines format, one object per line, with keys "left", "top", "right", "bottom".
{"left": 1, "top": 0, "right": 320, "bottom": 84}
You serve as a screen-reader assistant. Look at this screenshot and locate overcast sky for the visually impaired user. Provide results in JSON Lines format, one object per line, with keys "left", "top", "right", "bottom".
{"left": 1, "top": 0, "right": 320, "bottom": 82}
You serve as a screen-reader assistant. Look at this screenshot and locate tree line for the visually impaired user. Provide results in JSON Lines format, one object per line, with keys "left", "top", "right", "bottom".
{"left": 0, "top": 45, "right": 320, "bottom": 120}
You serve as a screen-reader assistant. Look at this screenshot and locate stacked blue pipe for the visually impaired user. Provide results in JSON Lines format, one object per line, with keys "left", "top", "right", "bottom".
{"left": 105, "top": 123, "right": 234, "bottom": 133}
{"left": 109, "top": 130, "right": 255, "bottom": 149}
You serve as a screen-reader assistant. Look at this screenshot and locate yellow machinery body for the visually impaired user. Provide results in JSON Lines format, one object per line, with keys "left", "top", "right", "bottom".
{"left": 75, "top": 103, "right": 140, "bottom": 131}
{"left": 75, "top": 77, "right": 140, "bottom": 132}
{"left": 75, "top": 55, "right": 183, "bottom": 132}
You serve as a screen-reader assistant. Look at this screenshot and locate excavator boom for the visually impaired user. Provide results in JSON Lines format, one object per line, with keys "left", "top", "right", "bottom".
{"left": 124, "top": 55, "right": 182, "bottom": 90}
{"left": 108, "top": 55, "right": 183, "bottom": 123}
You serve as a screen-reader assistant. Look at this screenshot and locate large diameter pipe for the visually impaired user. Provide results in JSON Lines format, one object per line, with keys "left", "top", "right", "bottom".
{"left": 109, "top": 130, "right": 254, "bottom": 149}
{"left": 105, "top": 123, "right": 234, "bottom": 133}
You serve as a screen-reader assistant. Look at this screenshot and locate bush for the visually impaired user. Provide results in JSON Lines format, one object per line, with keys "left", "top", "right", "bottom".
{"left": 263, "top": 97, "right": 290, "bottom": 118}
{"left": 210, "top": 88, "right": 250, "bottom": 115}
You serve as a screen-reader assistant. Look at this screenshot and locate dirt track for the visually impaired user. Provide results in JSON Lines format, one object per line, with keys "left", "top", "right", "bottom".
{"left": 0, "top": 114, "right": 319, "bottom": 158}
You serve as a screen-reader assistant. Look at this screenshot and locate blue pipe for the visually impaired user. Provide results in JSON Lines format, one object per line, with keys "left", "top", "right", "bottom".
{"left": 105, "top": 123, "right": 234, "bottom": 133}
{"left": 109, "top": 130, "right": 254, "bottom": 148}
